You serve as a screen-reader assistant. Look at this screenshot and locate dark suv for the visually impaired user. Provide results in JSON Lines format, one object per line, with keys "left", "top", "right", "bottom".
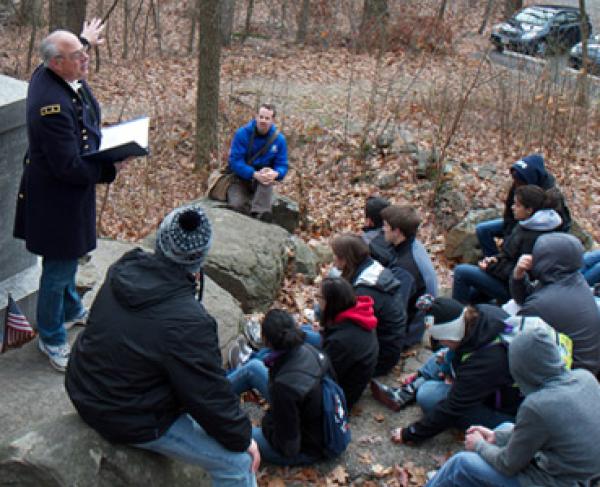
{"left": 490, "top": 5, "right": 592, "bottom": 56}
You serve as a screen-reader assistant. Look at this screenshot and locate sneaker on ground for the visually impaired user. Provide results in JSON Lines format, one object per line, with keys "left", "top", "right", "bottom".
{"left": 227, "top": 335, "right": 253, "bottom": 370}
{"left": 243, "top": 318, "right": 263, "bottom": 350}
{"left": 38, "top": 339, "right": 70, "bottom": 372}
{"left": 65, "top": 308, "right": 88, "bottom": 330}
{"left": 370, "top": 379, "right": 417, "bottom": 412}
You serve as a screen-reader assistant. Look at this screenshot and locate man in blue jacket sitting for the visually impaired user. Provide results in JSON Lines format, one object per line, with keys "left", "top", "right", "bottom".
{"left": 227, "top": 104, "right": 288, "bottom": 222}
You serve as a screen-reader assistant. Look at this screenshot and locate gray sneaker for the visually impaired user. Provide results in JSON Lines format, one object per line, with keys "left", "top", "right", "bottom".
{"left": 65, "top": 308, "right": 88, "bottom": 330}
{"left": 243, "top": 318, "right": 263, "bottom": 350}
{"left": 38, "top": 339, "right": 70, "bottom": 372}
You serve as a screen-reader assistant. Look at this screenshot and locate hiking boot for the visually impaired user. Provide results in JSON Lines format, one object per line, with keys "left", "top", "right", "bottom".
{"left": 65, "top": 308, "right": 89, "bottom": 330}
{"left": 370, "top": 379, "right": 417, "bottom": 412}
{"left": 227, "top": 335, "right": 253, "bottom": 370}
{"left": 38, "top": 339, "right": 70, "bottom": 372}
{"left": 243, "top": 318, "right": 263, "bottom": 350}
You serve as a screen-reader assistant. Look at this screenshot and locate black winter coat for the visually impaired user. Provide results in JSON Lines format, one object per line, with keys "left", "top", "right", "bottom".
{"left": 350, "top": 258, "right": 408, "bottom": 376}
{"left": 14, "top": 65, "right": 116, "bottom": 259}
{"left": 402, "top": 304, "right": 522, "bottom": 443}
{"left": 65, "top": 249, "right": 251, "bottom": 451}
{"left": 322, "top": 297, "right": 379, "bottom": 410}
{"left": 261, "top": 344, "right": 326, "bottom": 459}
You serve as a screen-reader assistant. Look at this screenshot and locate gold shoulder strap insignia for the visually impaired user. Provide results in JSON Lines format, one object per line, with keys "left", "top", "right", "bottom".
{"left": 40, "top": 104, "right": 61, "bottom": 116}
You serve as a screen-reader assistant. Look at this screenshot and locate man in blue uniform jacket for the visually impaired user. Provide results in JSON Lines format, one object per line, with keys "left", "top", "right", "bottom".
{"left": 13, "top": 20, "right": 125, "bottom": 371}
{"left": 226, "top": 104, "right": 288, "bottom": 222}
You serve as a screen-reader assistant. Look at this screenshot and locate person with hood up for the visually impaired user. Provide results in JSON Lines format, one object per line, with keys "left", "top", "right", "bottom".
{"left": 453, "top": 185, "right": 563, "bottom": 305}
{"left": 317, "top": 277, "right": 379, "bottom": 410}
{"left": 510, "top": 232, "right": 600, "bottom": 375}
{"left": 425, "top": 326, "right": 600, "bottom": 487}
{"left": 386, "top": 298, "right": 521, "bottom": 444}
{"left": 227, "top": 309, "right": 331, "bottom": 466}
{"left": 66, "top": 204, "right": 259, "bottom": 487}
{"left": 331, "top": 233, "right": 408, "bottom": 376}
{"left": 476, "top": 154, "right": 571, "bottom": 257}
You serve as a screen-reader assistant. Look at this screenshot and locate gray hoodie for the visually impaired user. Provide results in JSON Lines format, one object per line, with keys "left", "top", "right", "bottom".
{"left": 510, "top": 232, "right": 600, "bottom": 374}
{"left": 476, "top": 327, "right": 600, "bottom": 487}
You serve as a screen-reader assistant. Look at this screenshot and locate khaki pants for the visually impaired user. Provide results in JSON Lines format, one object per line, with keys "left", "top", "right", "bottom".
{"left": 227, "top": 177, "right": 273, "bottom": 215}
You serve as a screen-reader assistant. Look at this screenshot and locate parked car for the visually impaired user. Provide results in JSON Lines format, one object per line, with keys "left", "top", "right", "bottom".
{"left": 490, "top": 5, "right": 592, "bottom": 57}
{"left": 569, "top": 35, "right": 600, "bottom": 76}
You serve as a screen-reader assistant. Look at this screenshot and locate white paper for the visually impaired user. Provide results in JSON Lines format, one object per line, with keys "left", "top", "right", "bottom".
{"left": 99, "top": 116, "right": 149, "bottom": 152}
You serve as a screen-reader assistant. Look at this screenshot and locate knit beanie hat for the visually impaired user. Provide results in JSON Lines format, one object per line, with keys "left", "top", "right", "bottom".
{"left": 155, "top": 204, "right": 212, "bottom": 273}
{"left": 510, "top": 154, "right": 545, "bottom": 185}
{"left": 426, "top": 297, "right": 466, "bottom": 342}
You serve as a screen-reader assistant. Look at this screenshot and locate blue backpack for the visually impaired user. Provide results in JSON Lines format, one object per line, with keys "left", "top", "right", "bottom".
{"left": 321, "top": 374, "right": 351, "bottom": 458}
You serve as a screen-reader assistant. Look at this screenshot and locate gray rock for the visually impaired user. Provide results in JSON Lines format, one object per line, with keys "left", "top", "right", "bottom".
{"left": 413, "top": 149, "right": 440, "bottom": 179}
{"left": 446, "top": 208, "right": 502, "bottom": 264}
{"left": 570, "top": 220, "right": 596, "bottom": 251}
{"left": 197, "top": 200, "right": 290, "bottom": 313}
{"left": 272, "top": 194, "right": 300, "bottom": 233}
{"left": 433, "top": 181, "right": 468, "bottom": 231}
{"left": 310, "top": 242, "right": 333, "bottom": 267}
{"left": 375, "top": 171, "right": 398, "bottom": 189}
{"left": 290, "top": 236, "right": 319, "bottom": 281}
{"left": 0, "top": 414, "right": 210, "bottom": 487}
{"left": 477, "top": 163, "right": 497, "bottom": 180}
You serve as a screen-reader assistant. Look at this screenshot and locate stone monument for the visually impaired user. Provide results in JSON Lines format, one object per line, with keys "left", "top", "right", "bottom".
{"left": 0, "top": 74, "right": 40, "bottom": 324}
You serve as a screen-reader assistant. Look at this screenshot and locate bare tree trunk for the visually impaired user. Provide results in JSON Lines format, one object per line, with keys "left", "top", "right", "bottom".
{"left": 575, "top": 0, "right": 590, "bottom": 107}
{"left": 242, "top": 0, "right": 254, "bottom": 42}
{"left": 151, "top": 0, "right": 163, "bottom": 55}
{"left": 478, "top": 0, "right": 494, "bottom": 34}
{"left": 357, "top": 0, "right": 388, "bottom": 52}
{"left": 437, "top": 0, "right": 448, "bottom": 21}
{"left": 504, "top": 0, "right": 522, "bottom": 19}
{"left": 49, "top": 0, "right": 87, "bottom": 33}
{"left": 220, "top": 0, "right": 235, "bottom": 46}
{"left": 122, "top": 0, "right": 129, "bottom": 59}
{"left": 295, "top": 0, "right": 310, "bottom": 44}
{"left": 19, "top": 0, "right": 43, "bottom": 26}
{"left": 187, "top": 1, "right": 198, "bottom": 54}
{"left": 195, "top": 0, "right": 222, "bottom": 169}
{"left": 26, "top": 0, "right": 42, "bottom": 70}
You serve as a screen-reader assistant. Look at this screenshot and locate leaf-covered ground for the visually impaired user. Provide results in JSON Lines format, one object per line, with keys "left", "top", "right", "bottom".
{"left": 2, "top": 1, "right": 599, "bottom": 484}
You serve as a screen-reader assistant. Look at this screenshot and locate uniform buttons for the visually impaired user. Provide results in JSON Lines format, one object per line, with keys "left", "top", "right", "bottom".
{"left": 82, "top": 135, "right": 88, "bottom": 140}
{"left": 25, "top": 158, "right": 30, "bottom": 164}
{"left": 18, "top": 193, "right": 24, "bottom": 199}
{"left": 72, "top": 98, "right": 77, "bottom": 103}
{"left": 84, "top": 144, "right": 89, "bottom": 150}
{"left": 81, "top": 129, "right": 87, "bottom": 134}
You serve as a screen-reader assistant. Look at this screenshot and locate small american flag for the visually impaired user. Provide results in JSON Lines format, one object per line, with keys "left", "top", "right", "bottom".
{"left": 1, "top": 294, "right": 37, "bottom": 353}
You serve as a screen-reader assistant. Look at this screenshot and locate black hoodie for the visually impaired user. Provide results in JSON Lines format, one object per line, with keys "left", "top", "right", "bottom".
{"left": 65, "top": 249, "right": 252, "bottom": 450}
{"left": 402, "top": 304, "right": 522, "bottom": 443}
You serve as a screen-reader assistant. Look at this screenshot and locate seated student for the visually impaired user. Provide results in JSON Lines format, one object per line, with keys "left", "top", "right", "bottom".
{"left": 370, "top": 205, "right": 438, "bottom": 345}
{"left": 581, "top": 248, "right": 600, "bottom": 287}
{"left": 331, "top": 234, "right": 407, "bottom": 376}
{"left": 65, "top": 204, "right": 258, "bottom": 487}
{"left": 452, "top": 185, "right": 562, "bottom": 305}
{"left": 425, "top": 326, "right": 600, "bottom": 487}
{"left": 382, "top": 298, "right": 521, "bottom": 443}
{"left": 510, "top": 232, "right": 600, "bottom": 375}
{"left": 227, "top": 309, "right": 329, "bottom": 466}
{"left": 317, "top": 277, "right": 379, "bottom": 410}
{"left": 361, "top": 196, "right": 390, "bottom": 244}
{"left": 476, "top": 153, "right": 572, "bottom": 257}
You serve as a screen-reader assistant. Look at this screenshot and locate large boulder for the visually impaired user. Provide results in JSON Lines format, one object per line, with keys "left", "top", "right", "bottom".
{"left": 192, "top": 199, "right": 291, "bottom": 312}
{"left": 446, "top": 208, "right": 502, "bottom": 264}
{"left": 0, "top": 414, "right": 210, "bottom": 487}
{"left": 290, "top": 235, "right": 319, "bottom": 281}
{"left": 272, "top": 194, "right": 300, "bottom": 233}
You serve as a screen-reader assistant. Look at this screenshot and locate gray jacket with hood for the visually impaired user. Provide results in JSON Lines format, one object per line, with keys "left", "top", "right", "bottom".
{"left": 475, "top": 327, "right": 600, "bottom": 487}
{"left": 510, "top": 232, "right": 600, "bottom": 374}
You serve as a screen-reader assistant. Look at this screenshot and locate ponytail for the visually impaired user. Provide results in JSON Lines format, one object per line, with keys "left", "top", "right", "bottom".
{"left": 262, "top": 309, "right": 305, "bottom": 351}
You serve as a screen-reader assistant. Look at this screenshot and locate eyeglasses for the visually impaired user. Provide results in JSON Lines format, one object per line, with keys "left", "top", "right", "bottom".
{"left": 56, "top": 44, "right": 90, "bottom": 61}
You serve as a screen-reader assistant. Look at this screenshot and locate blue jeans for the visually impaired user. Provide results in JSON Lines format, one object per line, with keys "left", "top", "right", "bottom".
{"left": 416, "top": 354, "right": 515, "bottom": 430}
{"left": 582, "top": 250, "right": 600, "bottom": 287}
{"left": 476, "top": 219, "right": 503, "bottom": 257}
{"left": 252, "top": 427, "right": 319, "bottom": 466}
{"left": 133, "top": 414, "right": 256, "bottom": 487}
{"left": 452, "top": 264, "right": 509, "bottom": 305}
{"left": 426, "top": 451, "right": 521, "bottom": 487}
{"left": 37, "top": 258, "right": 84, "bottom": 345}
{"left": 227, "top": 359, "right": 270, "bottom": 401}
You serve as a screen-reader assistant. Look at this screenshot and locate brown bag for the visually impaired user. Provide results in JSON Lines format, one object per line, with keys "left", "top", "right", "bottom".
{"left": 207, "top": 169, "right": 236, "bottom": 202}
